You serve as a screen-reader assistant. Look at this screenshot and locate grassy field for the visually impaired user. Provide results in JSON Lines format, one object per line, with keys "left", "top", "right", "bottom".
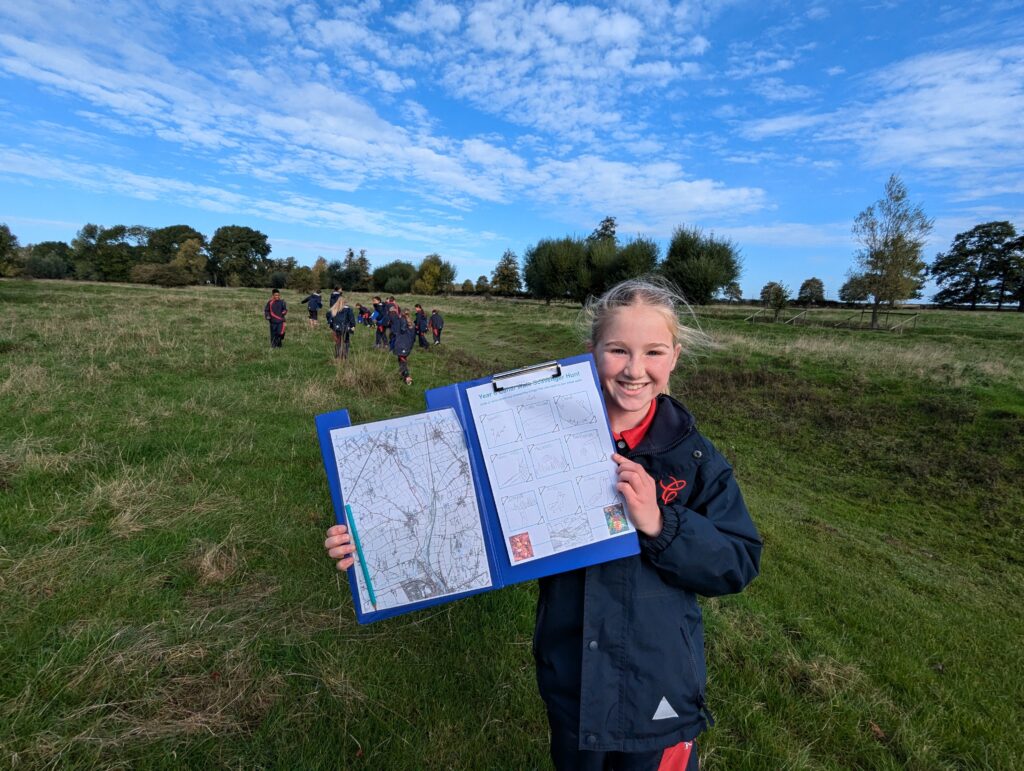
{"left": 1, "top": 279, "right": 1022, "bottom": 770}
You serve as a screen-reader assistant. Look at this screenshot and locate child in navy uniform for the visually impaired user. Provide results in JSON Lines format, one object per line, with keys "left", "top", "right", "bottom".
{"left": 324, "top": 278, "right": 761, "bottom": 771}
{"left": 372, "top": 296, "right": 388, "bottom": 349}
{"left": 429, "top": 308, "right": 444, "bottom": 344}
{"left": 386, "top": 297, "right": 401, "bottom": 352}
{"left": 392, "top": 311, "right": 416, "bottom": 384}
{"left": 264, "top": 289, "right": 287, "bottom": 348}
{"left": 413, "top": 304, "right": 430, "bottom": 349}
{"left": 329, "top": 295, "right": 356, "bottom": 360}
{"left": 301, "top": 289, "right": 323, "bottom": 328}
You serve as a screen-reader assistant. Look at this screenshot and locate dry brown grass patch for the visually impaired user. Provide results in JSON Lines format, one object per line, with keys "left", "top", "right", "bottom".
{"left": 782, "top": 651, "right": 866, "bottom": 701}
{"left": 193, "top": 528, "right": 247, "bottom": 586}
{"left": 0, "top": 363, "right": 50, "bottom": 402}
{"left": 331, "top": 351, "right": 403, "bottom": 399}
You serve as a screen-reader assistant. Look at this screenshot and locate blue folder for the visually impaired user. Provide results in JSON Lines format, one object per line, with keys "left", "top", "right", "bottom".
{"left": 316, "top": 353, "right": 639, "bottom": 624}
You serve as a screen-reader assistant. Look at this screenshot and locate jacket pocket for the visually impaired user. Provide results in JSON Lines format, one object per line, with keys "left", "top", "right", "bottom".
{"left": 679, "top": 622, "right": 703, "bottom": 702}
{"left": 680, "top": 621, "right": 715, "bottom": 727}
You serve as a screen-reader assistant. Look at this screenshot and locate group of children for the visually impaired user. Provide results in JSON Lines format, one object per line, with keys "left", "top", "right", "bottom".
{"left": 265, "top": 288, "right": 445, "bottom": 385}
{"left": 323, "top": 277, "right": 762, "bottom": 771}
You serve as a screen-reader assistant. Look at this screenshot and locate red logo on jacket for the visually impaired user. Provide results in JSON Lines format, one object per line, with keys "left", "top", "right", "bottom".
{"left": 659, "top": 475, "right": 687, "bottom": 505}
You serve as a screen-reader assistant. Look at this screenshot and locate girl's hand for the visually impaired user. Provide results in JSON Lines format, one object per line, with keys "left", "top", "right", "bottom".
{"left": 324, "top": 524, "right": 357, "bottom": 571}
{"left": 612, "top": 453, "right": 662, "bottom": 538}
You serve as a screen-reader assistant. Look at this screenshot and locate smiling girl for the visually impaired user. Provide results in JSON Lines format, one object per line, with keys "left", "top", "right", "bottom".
{"left": 324, "top": 278, "right": 762, "bottom": 770}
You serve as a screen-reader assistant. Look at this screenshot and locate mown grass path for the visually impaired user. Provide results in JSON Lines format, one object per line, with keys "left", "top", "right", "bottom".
{"left": 2, "top": 280, "right": 1022, "bottom": 769}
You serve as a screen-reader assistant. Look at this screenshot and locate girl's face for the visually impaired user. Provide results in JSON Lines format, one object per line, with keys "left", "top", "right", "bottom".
{"left": 591, "top": 304, "right": 680, "bottom": 431}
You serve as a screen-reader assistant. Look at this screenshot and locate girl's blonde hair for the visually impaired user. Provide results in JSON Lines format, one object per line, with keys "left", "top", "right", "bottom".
{"left": 330, "top": 296, "right": 346, "bottom": 316}
{"left": 580, "top": 275, "right": 709, "bottom": 356}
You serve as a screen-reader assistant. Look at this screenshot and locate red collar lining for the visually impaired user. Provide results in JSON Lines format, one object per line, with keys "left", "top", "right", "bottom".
{"left": 612, "top": 399, "right": 658, "bottom": 450}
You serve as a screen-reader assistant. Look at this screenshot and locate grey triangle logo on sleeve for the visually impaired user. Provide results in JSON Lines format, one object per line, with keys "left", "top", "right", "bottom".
{"left": 652, "top": 696, "right": 679, "bottom": 720}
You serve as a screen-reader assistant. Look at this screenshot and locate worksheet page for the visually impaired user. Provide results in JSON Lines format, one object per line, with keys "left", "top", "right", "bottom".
{"left": 466, "top": 360, "right": 630, "bottom": 565}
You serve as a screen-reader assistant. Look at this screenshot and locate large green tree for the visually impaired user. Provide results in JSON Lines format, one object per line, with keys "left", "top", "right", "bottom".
{"left": 930, "top": 221, "right": 1016, "bottom": 309}
{"left": 171, "top": 238, "right": 208, "bottom": 283}
{"left": 583, "top": 236, "right": 617, "bottom": 298}
{"left": 70, "top": 223, "right": 101, "bottom": 280}
{"left": 839, "top": 273, "right": 872, "bottom": 303}
{"left": 660, "top": 226, "right": 741, "bottom": 305}
{"left": 372, "top": 260, "right": 417, "bottom": 294}
{"left": 413, "top": 254, "right": 457, "bottom": 295}
{"left": 933, "top": 221, "right": 1019, "bottom": 309}
{"left": 97, "top": 225, "right": 142, "bottom": 282}
{"left": 523, "top": 237, "right": 587, "bottom": 304}
{"left": 614, "top": 237, "right": 660, "bottom": 283}
{"left": 1008, "top": 234, "right": 1024, "bottom": 312}
{"left": 0, "top": 223, "right": 21, "bottom": 275}
{"left": 850, "top": 174, "right": 932, "bottom": 327}
{"left": 146, "top": 225, "right": 204, "bottom": 263}
{"left": 337, "top": 248, "right": 372, "bottom": 291}
{"left": 208, "top": 225, "right": 271, "bottom": 286}
{"left": 69, "top": 224, "right": 148, "bottom": 282}
{"left": 797, "top": 277, "right": 825, "bottom": 306}
{"left": 26, "top": 241, "right": 73, "bottom": 279}
{"left": 760, "top": 281, "right": 791, "bottom": 321}
{"left": 490, "top": 249, "right": 522, "bottom": 295}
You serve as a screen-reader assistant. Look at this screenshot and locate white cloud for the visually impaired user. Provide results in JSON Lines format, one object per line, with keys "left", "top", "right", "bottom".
{"left": 743, "top": 112, "right": 829, "bottom": 139}
{"left": 717, "top": 221, "right": 852, "bottom": 249}
{"left": 0, "top": 146, "right": 497, "bottom": 248}
{"left": 751, "top": 77, "right": 815, "bottom": 102}
{"left": 315, "top": 19, "right": 370, "bottom": 48}
{"left": 390, "top": 0, "right": 462, "bottom": 35}
{"left": 727, "top": 49, "right": 796, "bottom": 79}
{"left": 686, "top": 35, "right": 711, "bottom": 56}
{"left": 530, "top": 154, "right": 767, "bottom": 231}
{"left": 740, "top": 44, "right": 1024, "bottom": 195}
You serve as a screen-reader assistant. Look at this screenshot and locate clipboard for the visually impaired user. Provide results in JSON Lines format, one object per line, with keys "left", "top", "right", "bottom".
{"left": 316, "top": 353, "right": 639, "bottom": 624}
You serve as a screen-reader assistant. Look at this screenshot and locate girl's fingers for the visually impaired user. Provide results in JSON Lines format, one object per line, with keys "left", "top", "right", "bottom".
{"left": 324, "top": 527, "right": 352, "bottom": 551}
{"left": 616, "top": 482, "right": 640, "bottom": 504}
{"left": 328, "top": 543, "right": 356, "bottom": 560}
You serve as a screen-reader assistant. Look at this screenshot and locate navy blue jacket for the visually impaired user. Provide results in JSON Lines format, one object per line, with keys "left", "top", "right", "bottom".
{"left": 429, "top": 311, "right": 444, "bottom": 331}
{"left": 330, "top": 305, "right": 355, "bottom": 334}
{"left": 414, "top": 310, "right": 429, "bottom": 333}
{"left": 392, "top": 317, "right": 416, "bottom": 357}
{"left": 301, "top": 293, "right": 323, "bottom": 310}
{"left": 533, "top": 395, "right": 761, "bottom": 753}
{"left": 264, "top": 298, "right": 287, "bottom": 322}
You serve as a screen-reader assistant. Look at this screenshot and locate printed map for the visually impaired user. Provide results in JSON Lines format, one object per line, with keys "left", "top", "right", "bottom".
{"left": 330, "top": 409, "right": 492, "bottom": 611}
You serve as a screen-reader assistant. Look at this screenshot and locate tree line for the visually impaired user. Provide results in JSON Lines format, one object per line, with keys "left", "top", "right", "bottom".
{"left": 9, "top": 193, "right": 1015, "bottom": 314}
{"left": 0, "top": 222, "right": 469, "bottom": 295}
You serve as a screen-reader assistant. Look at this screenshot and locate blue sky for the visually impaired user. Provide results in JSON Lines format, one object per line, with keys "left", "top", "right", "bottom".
{"left": 1, "top": 0, "right": 1022, "bottom": 298}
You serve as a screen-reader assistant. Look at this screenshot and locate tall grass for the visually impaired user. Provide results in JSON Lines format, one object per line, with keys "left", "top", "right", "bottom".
{"left": 1, "top": 279, "right": 1022, "bottom": 769}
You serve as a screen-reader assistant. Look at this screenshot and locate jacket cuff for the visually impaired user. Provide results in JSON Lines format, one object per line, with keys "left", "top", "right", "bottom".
{"left": 639, "top": 505, "right": 681, "bottom": 557}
